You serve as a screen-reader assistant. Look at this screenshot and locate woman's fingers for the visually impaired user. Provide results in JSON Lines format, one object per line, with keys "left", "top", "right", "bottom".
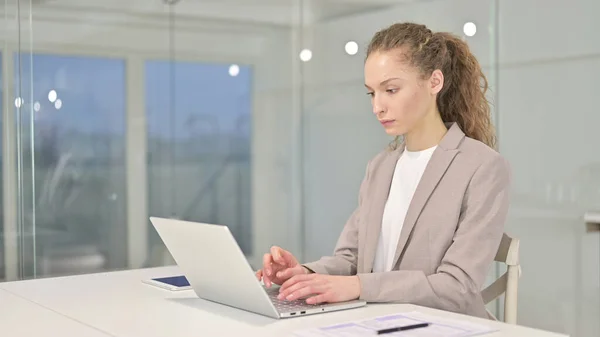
{"left": 262, "top": 253, "right": 274, "bottom": 287}
{"left": 306, "top": 294, "right": 329, "bottom": 305}
{"left": 279, "top": 278, "right": 326, "bottom": 301}
{"left": 270, "top": 246, "right": 284, "bottom": 264}
{"left": 276, "top": 265, "right": 302, "bottom": 280}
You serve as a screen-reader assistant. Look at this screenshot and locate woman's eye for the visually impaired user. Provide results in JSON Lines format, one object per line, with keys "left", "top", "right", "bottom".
{"left": 386, "top": 88, "right": 398, "bottom": 94}
{"left": 366, "top": 92, "right": 374, "bottom": 97}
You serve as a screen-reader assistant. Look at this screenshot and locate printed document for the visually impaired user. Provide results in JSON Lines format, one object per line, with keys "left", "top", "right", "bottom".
{"left": 294, "top": 311, "right": 497, "bottom": 336}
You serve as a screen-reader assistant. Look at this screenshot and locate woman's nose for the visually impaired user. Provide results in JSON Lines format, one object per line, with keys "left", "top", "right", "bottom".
{"left": 372, "top": 99, "right": 384, "bottom": 115}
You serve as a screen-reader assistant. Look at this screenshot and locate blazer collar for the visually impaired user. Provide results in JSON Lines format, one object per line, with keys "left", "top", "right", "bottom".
{"left": 362, "top": 122, "right": 465, "bottom": 273}
{"left": 438, "top": 122, "right": 465, "bottom": 150}
{"left": 394, "top": 122, "right": 464, "bottom": 153}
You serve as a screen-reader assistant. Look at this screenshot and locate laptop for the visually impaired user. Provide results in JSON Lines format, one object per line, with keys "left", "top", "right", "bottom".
{"left": 149, "top": 217, "right": 366, "bottom": 319}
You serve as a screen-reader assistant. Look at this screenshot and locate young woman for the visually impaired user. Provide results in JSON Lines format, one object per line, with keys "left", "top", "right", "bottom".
{"left": 256, "top": 22, "right": 511, "bottom": 319}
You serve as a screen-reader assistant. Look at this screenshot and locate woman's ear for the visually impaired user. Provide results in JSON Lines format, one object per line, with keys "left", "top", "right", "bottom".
{"left": 430, "top": 69, "right": 444, "bottom": 95}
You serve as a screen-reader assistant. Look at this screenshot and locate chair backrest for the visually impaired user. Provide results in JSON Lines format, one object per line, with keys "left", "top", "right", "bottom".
{"left": 481, "top": 233, "right": 520, "bottom": 324}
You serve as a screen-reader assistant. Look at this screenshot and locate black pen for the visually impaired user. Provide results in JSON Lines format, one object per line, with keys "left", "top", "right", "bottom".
{"left": 376, "top": 322, "right": 430, "bottom": 335}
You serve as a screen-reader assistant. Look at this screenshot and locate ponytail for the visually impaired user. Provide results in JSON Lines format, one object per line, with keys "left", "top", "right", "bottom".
{"left": 435, "top": 32, "right": 496, "bottom": 149}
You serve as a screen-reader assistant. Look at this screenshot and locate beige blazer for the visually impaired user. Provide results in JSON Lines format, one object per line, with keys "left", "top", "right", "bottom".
{"left": 303, "top": 122, "right": 511, "bottom": 318}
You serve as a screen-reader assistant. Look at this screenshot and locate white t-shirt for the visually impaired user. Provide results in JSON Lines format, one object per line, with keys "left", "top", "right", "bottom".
{"left": 372, "top": 145, "right": 437, "bottom": 273}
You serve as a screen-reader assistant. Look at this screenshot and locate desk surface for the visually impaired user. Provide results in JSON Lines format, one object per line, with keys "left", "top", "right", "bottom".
{"left": 0, "top": 288, "right": 110, "bottom": 337}
{"left": 0, "top": 266, "right": 568, "bottom": 337}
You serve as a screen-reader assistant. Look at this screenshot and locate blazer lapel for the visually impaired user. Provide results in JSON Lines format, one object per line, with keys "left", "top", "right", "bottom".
{"left": 362, "top": 146, "right": 403, "bottom": 273}
{"left": 391, "top": 123, "right": 464, "bottom": 268}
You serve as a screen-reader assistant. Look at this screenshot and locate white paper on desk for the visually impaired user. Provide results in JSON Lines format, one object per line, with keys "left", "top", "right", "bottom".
{"left": 294, "top": 311, "right": 497, "bottom": 337}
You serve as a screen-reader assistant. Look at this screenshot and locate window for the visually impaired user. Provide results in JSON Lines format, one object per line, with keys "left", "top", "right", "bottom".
{"left": 145, "top": 61, "right": 253, "bottom": 259}
{"left": 16, "top": 53, "right": 127, "bottom": 277}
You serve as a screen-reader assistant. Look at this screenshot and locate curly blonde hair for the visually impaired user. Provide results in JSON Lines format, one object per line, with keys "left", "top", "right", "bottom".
{"left": 367, "top": 22, "right": 496, "bottom": 149}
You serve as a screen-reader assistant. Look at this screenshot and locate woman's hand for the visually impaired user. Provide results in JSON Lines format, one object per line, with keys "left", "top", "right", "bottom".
{"left": 277, "top": 274, "right": 361, "bottom": 305}
{"left": 255, "top": 246, "right": 307, "bottom": 287}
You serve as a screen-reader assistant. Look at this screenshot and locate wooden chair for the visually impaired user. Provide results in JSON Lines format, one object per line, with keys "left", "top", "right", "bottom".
{"left": 482, "top": 233, "right": 521, "bottom": 324}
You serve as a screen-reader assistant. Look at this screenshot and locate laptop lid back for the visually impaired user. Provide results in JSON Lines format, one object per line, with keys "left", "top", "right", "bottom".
{"left": 149, "top": 217, "right": 278, "bottom": 318}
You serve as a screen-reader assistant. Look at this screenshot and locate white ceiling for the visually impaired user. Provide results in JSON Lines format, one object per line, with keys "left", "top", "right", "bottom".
{"left": 0, "top": 0, "right": 414, "bottom": 52}
{"left": 26, "top": 0, "right": 404, "bottom": 26}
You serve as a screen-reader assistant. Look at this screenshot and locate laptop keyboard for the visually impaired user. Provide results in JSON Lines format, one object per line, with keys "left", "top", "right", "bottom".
{"left": 265, "top": 287, "right": 321, "bottom": 312}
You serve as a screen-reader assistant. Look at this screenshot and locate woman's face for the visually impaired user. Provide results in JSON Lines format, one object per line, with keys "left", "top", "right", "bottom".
{"left": 364, "top": 50, "right": 442, "bottom": 136}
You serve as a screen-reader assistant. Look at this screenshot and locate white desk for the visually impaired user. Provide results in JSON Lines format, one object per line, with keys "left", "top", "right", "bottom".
{"left": 0, "top": 288, "right": 111, "bottom": 337}
{"left": 0, "top": 266, "right": 568, "bottom": 337}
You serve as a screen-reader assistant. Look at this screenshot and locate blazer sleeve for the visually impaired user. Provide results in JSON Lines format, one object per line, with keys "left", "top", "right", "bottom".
{"left": 302, "top": 160, "right": 372, "bottom": 276}
{"left": 357, "top": 154, "right": 511, "bottom": 313}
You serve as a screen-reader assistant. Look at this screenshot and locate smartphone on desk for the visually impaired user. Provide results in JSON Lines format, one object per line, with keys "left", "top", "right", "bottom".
{"left": 142, "top": 275, "right": 192, "bottom": 291}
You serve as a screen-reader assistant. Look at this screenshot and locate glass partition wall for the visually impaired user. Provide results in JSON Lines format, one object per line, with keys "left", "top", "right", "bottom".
{"left": 1, "top": 0, "right": 309, "bottom": 281}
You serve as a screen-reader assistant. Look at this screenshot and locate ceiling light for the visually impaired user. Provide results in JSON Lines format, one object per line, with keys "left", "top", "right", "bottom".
{"left": 299, "top": 49, "right": 312, "bottom": 62}
{"left": 229, "top": 64, "right": 240, "bottom": 77}
{"left": 345, "top": 41, "right": 359, "bottom": 55}
{"left": 463, "top": 22, "right": 477, "bottom": 37}
{"left": 48, "top": 90, "right": 57, "bottom": 103}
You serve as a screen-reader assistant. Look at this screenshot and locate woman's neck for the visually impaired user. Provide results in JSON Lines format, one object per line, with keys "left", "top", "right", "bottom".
{"left": 404, "top": 113, "right": 448, "bottom": 152}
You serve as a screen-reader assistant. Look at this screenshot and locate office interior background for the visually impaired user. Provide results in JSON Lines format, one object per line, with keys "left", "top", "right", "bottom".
{"left": 0, "top": 0, "right": 598, "bottom": 336}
